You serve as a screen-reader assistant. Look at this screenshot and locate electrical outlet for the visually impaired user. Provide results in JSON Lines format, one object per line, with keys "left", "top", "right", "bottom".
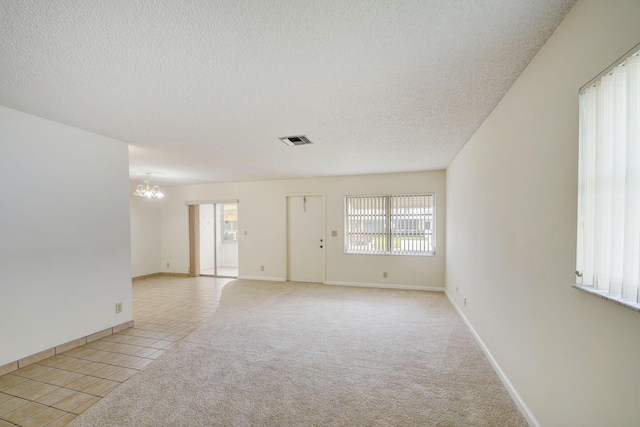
{"left": 261, "top": 265, "right": 264, "bottom": 271}
{"left": 115, "top": 302, "right": 123, "bottom": 313}
{"left": 331, "top": 230, "right": 338, "bottom": 237}
{"left": 456, "top": 286, "right": 458, "bottom": 293}
{"left": 464, "top": 297, "right": 467, "bottom": 307}
{"left": 244, "top": 230, "right": 248, "bottom": 236}
{"left": 383, "top": 272, "right": 388, "bottom": 278}
{"left": 166, "top": 262, "right": 170, "bottom": 268}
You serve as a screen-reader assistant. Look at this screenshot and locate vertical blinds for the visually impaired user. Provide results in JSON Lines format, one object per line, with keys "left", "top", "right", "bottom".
{"left": 577, "top": 45, "right": 640, "bottom": 307}
{"left": 345, "top": 194, "right": 434, "bottom": 255}
{"left": 345, "top": 195, "right": 388, "bottom": 254}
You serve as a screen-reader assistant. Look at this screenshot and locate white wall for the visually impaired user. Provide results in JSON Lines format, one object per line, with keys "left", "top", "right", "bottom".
{"left": 0, "top": 106, "right": 133, "bottom": 366}
{"left": 160, "top": 171, "right": 445, "bottom": 289}
{"left": 130, "top": 186, "right": 162, "bottom": 277}
{"left": 445, "top": 1, "right": 640, "bottom": 425}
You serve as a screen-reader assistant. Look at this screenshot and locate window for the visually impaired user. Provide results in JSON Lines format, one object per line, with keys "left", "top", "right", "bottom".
{"left": 222, "top": 204, "right": 238, "bottom": 241}
{"left": 345, "top": 194, "right": 435, "bottom": 255}
{"left": 575, "top": 43, "right": 640, "bottom": 311}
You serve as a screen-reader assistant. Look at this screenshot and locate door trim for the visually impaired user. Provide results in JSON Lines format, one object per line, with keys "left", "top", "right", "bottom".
{"left": 284, "top": 193, "right": 326, "bottom": 283}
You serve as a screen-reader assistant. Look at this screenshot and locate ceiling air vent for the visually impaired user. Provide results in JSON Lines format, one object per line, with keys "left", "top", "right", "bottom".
{"left": 279, "top": 135, "right": 313, "bottom": 146}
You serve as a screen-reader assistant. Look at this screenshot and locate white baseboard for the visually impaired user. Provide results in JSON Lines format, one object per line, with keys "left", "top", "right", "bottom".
{"left": 324, "top": 280, "right": 444, "bottom": 292}
{"left": 237, "top": 275, "right": 285, "bottom": 282}
{"left": 444, "top": 290, "right": 539, "bottom": 427}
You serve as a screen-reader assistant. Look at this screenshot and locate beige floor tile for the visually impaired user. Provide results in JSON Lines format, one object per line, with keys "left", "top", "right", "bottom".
{"left": 19, "top": 407, "right": 67, "bottom": 427}
{"left": 164, "top": 326, "right": 186, "bottom": 334}
{"left": 32, "top": 369, "right": 84, "bottom": 388}
{"left": 3, "top": 380, "right": 59, "bottom": 401}
{"left": 149, "top": 331, "right": 172, "bottom": 340}
{"left": 109, "top": 355, "right": 144, "bottom": 369}
{"left": 131, "top": 346, "right": 159, "bottom": 358}
{"left": 59, "top": 347, "right": 85, "bottom": 357}
{"left": 82, "top": 379, "right": 119, "bottom": 397}
{"left": 105, "top": 343, "right": 141, "bottom": 355}
{"left": 99, "top": 335, "right": 126, "bottom": 344}
{"left": 0, "top": 396, "right": 29, "bottom": 416}
{"left": 164, "top": 332, "right": 190, "bottom": 341}
{"left": 0, "top": 418, "right": 13, "bottom": 427}
{"left": 148, "top": 340, "right": 173, "bottom": 349}
{"left": 106, "top": 368, "right": 138, "bottom": 383}
{"left": 55, "top": 359, "right": 91, "bottom": 374}
{"left": 90, "top": 365, "right": 124, "bottom": 379}
{"left": 77, "top": 350, "right": 111, "bottom": 363}
{"left": 0, "top": 394, "right": 10, "bottom": 405}
{"left": 83, "top": 340, "right": 116, "bottom": 351}
{"left": 0, "top": 401, "right": 47, "bottom": 424}
{"left": 38, "top": 356, "right": 75, "bottom": 369}
{"left": 121, "top": 336, "right": 157, "bottom": 347}
{"left": 51, "top": 392, "right": 96, "bottom": 413}
{"left": 12, "top": 364, "right": 55, "bottom": 380}
{"left": 44, "top": 412, "right": 77, "bottom": 427}
{"left": 35, "top": 388, "right": 77, "bottom": 406}
{"left": 69, "top": 397, "right": 100, "bottom": 415}
{"left": 146, "top": 349, "right": 167, "bottom": 360}
{"left": 67, "top": 361, "right": 108, "bottom": 376}
{"left": 128, "top": 358, "right": 153, "bottom": 370}
{"left": 93, "top": 352, "right": 123, "bottom": 365}
{"left": 0, "top": 375, "right": 28, "bottom": 392}
{"left": 62, "top": 348, "right": 99, "bottom": 359}
{"left": 125, "top": 328, "right": 158, "bottom": 338}
{"left": 64, "top": 376, "right": 101, "bottom": 392}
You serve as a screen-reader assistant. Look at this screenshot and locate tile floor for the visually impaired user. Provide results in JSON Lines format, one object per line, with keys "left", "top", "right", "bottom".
{"left": 0, "top": 276, "right": 232, "bottom": 427}
{"left": 199, "top": 266, "right": 238, "bottom": 277}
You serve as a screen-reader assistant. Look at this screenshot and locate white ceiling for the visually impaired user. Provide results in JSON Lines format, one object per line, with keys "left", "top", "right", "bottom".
{"left": 0, "top": 0, "right": 575, "bottom": 187}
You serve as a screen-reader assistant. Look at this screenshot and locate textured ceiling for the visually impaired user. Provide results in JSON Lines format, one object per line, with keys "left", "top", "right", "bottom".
{"left": 0, "top": 0, "right": 576, "bottom": 186}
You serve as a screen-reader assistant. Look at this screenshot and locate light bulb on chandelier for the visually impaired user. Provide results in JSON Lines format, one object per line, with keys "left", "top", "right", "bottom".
{"left": 133, "top": 173, "right": 164, "bottom": 199}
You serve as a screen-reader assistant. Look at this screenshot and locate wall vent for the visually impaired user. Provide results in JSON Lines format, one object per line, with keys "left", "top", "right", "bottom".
{"left": 279, "top": 135, "right": 313, "bottom": 146}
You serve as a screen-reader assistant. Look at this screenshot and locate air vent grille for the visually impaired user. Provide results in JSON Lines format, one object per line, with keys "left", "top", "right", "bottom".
{"left": 279, "top": 135, "right": 313, "bottom": 146}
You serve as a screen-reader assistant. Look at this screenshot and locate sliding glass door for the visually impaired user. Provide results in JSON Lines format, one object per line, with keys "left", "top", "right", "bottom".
{"left": 199, "top": 203, "right": 238, "bottom": 278}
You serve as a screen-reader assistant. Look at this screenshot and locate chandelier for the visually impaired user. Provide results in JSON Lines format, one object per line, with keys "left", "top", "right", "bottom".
{"left": 133, "top": 173, "right": 165, "bottom": 199}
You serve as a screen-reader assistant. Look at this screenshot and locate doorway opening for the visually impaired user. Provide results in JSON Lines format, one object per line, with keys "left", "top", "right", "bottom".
{"left": 190, "top": 202, "right": 238, "bottom": 278}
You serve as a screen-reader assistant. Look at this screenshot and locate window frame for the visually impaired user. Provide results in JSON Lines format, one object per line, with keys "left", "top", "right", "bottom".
{"left": 344, "top": 193, "right": 435, "bottom": 256}
{"left": 574, "top": 42, "right": 640, "bottom": 312}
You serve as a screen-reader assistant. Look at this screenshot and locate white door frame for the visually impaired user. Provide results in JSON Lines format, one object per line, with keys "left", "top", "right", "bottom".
{"left": 284, "top": 193, "right": 326, "bottom": 283}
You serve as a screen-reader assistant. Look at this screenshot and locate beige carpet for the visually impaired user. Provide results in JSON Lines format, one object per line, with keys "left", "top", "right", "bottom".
{"left": 69, "top": 280, "right": 527, "bottom": 426}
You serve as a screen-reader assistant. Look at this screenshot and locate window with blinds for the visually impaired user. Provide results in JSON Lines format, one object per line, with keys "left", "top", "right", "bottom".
{"left": 575, "top": 42, "right": 640, "bottom": 311}
{"left": 344, "top": 194, "right": 435, "bottom": 256}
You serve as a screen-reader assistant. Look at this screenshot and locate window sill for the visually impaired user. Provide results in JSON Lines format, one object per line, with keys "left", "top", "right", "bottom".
{"left": 572, "top": 284, "right": 640, "bottom": 313}
{"left": 345, "top": 252, "right": 435, "bottom": 257}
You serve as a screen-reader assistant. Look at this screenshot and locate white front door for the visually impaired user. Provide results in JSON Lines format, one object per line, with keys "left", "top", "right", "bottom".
{"left": 287, "top": 195, "right": 324, "bottom": 283}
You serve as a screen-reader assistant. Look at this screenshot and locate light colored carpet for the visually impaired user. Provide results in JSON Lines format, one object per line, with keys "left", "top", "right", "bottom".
{"left": 70, "top": 280, "right": 527, "bottom": 426}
